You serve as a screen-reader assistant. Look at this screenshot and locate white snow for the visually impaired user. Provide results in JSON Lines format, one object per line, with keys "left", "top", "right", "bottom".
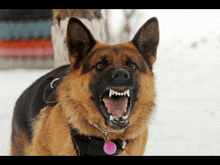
{"left": 1, "top": 10, "right": 220, "bottom": 155}
{"left": 0, "top": 69, "right": 51, "bottom": 155}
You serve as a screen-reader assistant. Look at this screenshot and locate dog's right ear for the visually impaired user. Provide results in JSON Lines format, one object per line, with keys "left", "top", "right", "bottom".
{"left": 66, "top": 17, "right": 96, "bottom": 67}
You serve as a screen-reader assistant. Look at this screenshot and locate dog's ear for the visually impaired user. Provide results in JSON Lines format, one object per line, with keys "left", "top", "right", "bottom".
{"left": 131, "top": 17, "right": 159, "bottom": 67}
{"left": 66, "top": 17, "right": 96, "bottom": 67}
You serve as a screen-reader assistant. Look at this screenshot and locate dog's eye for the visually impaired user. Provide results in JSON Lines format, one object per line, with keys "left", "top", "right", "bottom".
{"left": 129, "top": 63, "right": 136, "bottom": 70}
{"left": 96, "top": 63, "right": 104, "bottom": 70}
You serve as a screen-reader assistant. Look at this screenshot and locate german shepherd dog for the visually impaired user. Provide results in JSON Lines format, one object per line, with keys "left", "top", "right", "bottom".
{"left": 11, "top": 17, "right": 159, "bottom": 156}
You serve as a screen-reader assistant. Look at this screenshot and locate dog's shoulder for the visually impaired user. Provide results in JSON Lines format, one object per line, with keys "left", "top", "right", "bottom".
{"left": 13, "top": 64, "right": 71, "bottom": 141}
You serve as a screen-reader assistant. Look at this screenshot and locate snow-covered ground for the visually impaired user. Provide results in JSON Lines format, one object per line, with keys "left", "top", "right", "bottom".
{"left": 1, "top": 10, "right": 220, "bottom": 155}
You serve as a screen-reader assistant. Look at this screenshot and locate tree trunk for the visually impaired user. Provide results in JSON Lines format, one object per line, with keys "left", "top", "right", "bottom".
{"left": 51, "top": 9, "right": 106, "bottom": 68}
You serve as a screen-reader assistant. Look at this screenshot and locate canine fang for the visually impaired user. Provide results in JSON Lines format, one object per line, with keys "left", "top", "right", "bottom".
{"left": 110, "top": 114, "right": 128, "bottom": 121}
{"left": 109, "top": 89, "right": 130, "bottom": 98}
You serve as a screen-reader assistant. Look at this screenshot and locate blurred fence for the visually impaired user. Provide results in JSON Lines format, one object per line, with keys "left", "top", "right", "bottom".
{"left": 0, "top": 9, "right": 54, "bottom": 69}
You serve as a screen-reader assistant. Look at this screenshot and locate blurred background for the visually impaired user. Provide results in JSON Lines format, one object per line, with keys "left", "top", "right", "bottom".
{"left": 0, "top": 9, "right": 53, "bottom": 69}
{"left": 1, "top": 9, "right": 220, "bottom": 155}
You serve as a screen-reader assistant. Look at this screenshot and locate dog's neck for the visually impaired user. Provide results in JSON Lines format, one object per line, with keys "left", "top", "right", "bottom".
{"left": 89, "top": 122, "right": 111, "bottom": 141}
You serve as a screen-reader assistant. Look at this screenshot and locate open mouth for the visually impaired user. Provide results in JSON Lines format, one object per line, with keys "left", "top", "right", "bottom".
{"left": 100, "top": 87, "right": 132, "bottom": 130}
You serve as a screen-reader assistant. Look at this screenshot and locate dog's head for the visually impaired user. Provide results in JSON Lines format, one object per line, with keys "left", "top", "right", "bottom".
{"left": 64, "top": 17, "right": 159, "bottom": 133}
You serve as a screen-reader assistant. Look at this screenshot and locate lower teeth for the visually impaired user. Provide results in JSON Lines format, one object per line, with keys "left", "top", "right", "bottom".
{"left": 110, "top": 115, "right": 127, "bottom": 123}
{"left": 110, "top": 115, "right": 114, "bottom": 121}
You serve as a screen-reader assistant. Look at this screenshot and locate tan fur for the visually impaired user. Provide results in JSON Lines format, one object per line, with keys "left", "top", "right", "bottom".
{"left": 14, "top": 41, "right": 156, "bottom": 156}
{"left": 58, "top": 42, "right": 155, "bottom": 155}
{"left": 32, "top": 106, "right": 76, "bottom": 156}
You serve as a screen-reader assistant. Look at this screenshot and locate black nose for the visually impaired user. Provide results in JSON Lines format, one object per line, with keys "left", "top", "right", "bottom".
{"left": 112, "top": 68, "right": 130, "bottom": 81}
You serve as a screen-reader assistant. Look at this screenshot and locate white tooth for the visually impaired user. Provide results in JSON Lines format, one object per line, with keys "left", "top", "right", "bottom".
{"left": 112, "top": 90, "right": 115, "bottom": 95}
{"left": 110, "top": 89, "right": 129, "bottom": 97}
{"left": 110, "top": 115, "right": 114, "bottom": 121}
{"left": 122, "top": 115, "right": 128, "bottom": 120}
{"left": 124, "top": 90, "right": 127, "bottom": 96}
{"left": 109, "top": 89, "right": 113, "bottom": 97}
{"left": 109, "top": 89, "right": 111, "bottom": 97}
{"left": 125, "top": 89, "right": 130, "bottom": 97}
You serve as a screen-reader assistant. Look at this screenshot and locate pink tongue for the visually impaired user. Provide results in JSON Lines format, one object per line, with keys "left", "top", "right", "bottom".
{"left": 103, "top": 97, "right": 128, "bottom": 117}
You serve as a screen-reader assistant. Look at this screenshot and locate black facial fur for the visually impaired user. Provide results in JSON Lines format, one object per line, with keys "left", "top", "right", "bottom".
{"left": 89, "top": 64, "right": 140, "bottom": 129}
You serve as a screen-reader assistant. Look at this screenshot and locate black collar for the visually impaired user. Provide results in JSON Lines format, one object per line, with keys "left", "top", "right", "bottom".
{"left": 70, "top": 127, "right": 127, "bottom": 156}
{"left": 43, "top": 74, "right": 128, "bottom": 156}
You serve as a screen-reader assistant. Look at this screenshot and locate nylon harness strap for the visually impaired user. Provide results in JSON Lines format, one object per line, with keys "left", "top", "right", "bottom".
{"left": 43, "top": 74, "right": 128, "bottom": 156}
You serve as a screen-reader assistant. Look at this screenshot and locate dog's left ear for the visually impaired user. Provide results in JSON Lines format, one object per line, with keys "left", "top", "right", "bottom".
{"left": 66, "top": 17, "right": 96, "bottom": 67}
{"left": 131, "top": 17, "right": 159, "bottom": 67}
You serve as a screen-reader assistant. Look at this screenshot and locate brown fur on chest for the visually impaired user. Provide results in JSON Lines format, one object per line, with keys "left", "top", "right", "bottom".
{"left": 11, "top": 16, "right": 159, "bottom": 156}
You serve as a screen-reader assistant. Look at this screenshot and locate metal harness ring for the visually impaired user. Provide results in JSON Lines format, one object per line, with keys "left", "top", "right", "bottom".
{"left": 50, "top": 78, "right": 60, "bottom": 89}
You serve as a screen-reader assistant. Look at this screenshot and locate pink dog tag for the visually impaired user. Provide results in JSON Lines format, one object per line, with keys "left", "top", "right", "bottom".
{"left": 103, "top": 141, "right": 117, "bottom": 155}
